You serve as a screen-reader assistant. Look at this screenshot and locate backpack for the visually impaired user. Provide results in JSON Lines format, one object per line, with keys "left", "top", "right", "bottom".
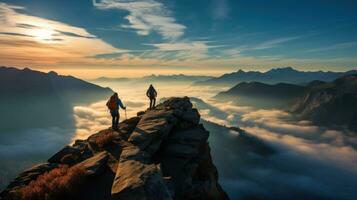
{"left": 106, "top": 96, "right": 118, "bottom": 110}
{"left": 147, "top": 87, "right": 157, "bottom": 98}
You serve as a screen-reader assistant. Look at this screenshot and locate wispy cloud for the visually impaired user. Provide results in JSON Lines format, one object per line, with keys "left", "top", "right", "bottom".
{"left": 306, "top": 41, "right": 357, "bottom": 53}
{"left": 251, "top": 36, "right": 302, "bottom": 50}
{"left": 0, "top": 3, "right": 121, "bottom": 66}
{"left": 143, "top": 40, "right": 226, "bottom": 60}
{"left": 93, "top": 0, "right": 186, "bottom": 41}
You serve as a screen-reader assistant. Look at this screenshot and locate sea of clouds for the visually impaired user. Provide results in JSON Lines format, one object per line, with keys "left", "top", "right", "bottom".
{"left": 202, "top": 100, "right": 357, "bottom": 200}
{"left": 68, "top": 82, "right": 357, "bottom": 199}
{"left": 1, "top": 82, "right": 356, "bottom": 199}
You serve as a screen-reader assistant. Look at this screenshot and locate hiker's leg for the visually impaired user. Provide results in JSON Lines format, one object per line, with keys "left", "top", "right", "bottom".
{"left": 153, "top": 98, "right": 156, "bottom": 108}
{"left": 114, "top": 111, "right": 119, "bottom": 129}
{"left": 116, "top": 113, "right": 119, "bottom": 127}
{"left": 110, "top": 111, "right": 115, "bottom": 129}
{"left": 149, "top": 98, "right": 153, "bottom": 109}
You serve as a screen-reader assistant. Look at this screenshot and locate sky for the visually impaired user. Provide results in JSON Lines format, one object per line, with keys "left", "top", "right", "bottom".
{"left": 0, "top": 0, "right": 357, "bottom": 78}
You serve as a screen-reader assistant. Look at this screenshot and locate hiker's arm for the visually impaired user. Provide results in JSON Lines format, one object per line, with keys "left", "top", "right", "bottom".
{"left": 118, "top": 99, "right": 126, "bottom": 109}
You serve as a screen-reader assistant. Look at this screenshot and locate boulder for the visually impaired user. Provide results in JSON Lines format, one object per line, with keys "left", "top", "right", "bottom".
{"left": 128, "top": 109, "right": 176, "bottom": 152}
{"left": 169, "top": 126, "right": 209, "bottom": 146}
{"left": 181, "top": 108, "right": 200, "bottom": 125}
{"left": 48, "top": 145, "right": 82, "bottom": 165}
{"left": 75, "top": 151, "right": 109, "bottom": 176}
{"left": 162, "top": 143, "right": 199, "bottom": 158}
{"left": 111, "top": 160, "right": 172, "bottom": 200}
{"left": 157, "top": 97, "right": 192, "bottom": 111}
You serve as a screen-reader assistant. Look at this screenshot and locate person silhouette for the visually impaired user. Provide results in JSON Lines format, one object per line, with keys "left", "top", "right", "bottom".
{"left": 146, "top": 84, "right": 157, "bottom": 109}
{"left": 106, "top": 92, "right": 126, "bottom": 130}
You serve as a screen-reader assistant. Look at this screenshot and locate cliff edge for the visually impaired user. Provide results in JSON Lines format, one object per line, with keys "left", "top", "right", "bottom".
{"left": 0, "top": 97, "right": 229, "bottom": 200}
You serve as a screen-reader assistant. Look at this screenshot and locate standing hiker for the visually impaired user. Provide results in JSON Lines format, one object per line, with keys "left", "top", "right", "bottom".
{"left": 106, "top": 92, "right": 126, "bottom": 130}
{"left": 146, "top": 84, "right": 157, "bottom": 109}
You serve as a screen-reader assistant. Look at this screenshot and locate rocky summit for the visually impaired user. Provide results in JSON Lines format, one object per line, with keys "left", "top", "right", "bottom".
{"left": 0, "top": 97, "right": 228, "bottom": 200}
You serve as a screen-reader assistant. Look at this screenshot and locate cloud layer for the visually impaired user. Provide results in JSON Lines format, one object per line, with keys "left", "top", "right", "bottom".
{"left": 204, "top": 100, "right": 357, "bottom": 200}
{"left": 0, "top": 3, "right": 121, "bottom": 67}
{"left": 93, "top": 0, "right": 185, "bottom": 40}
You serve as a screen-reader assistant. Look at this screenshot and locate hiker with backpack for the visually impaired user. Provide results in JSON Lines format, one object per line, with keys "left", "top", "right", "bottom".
{"left": 106, "top": 92, "right": 126, "bottom": 130}
{"left": 146, "top": 84, "right": 157, "bottom": 110}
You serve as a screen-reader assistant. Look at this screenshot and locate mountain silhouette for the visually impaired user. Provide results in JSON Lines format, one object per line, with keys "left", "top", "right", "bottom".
{"left": 94, "top": 74, "right": 213, "bottom": 84}
{"left": 214, "top": 73, "right": 357, "bottom": 131}
{"left": 0, "top": 66, "right": 113, "bottom": 131}
{"left": 214, "top": 82, "right": 306, "bottom": 109}
{"left": 194, "top": 67, "right": 357, "bottom": 87}
{"left": 292, "top": 74, "right": 357, "bottom": 132}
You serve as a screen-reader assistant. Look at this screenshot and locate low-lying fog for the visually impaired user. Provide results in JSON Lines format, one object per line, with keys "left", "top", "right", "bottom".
{"left": 1, "top": 80, "right": 356, "bottom": 200}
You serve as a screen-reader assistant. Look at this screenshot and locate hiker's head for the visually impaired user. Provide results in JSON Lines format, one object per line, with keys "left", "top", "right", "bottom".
{"left": 113, "top": 93, "right": 118, "bottom": 98}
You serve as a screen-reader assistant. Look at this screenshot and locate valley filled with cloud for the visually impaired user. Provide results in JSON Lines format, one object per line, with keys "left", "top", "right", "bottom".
{"left": 70, "top": 82, "right": 357, "bottom": 200}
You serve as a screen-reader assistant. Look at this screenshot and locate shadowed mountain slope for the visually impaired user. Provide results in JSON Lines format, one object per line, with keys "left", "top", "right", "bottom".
{"left": 214, "top": 82, "right": 306, "bottom": 109}
{"left": 292, "top": 74, "right": 357, "bottom": 132}
{"left": 0, "top": 67, "right": 113, "bottom": 131}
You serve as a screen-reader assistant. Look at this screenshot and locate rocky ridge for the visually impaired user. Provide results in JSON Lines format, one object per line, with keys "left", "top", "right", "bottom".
{"left": 0, "top": 97, "right": 228, "bottom": 200}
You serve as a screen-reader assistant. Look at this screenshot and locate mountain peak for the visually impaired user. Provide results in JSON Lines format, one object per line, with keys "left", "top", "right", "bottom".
{"left": 237, "top": 69, "right": 245, "bottom": 73}
{"left": 267, "top": 66, "right": 297, "bottom": 73}
{"left": 48, "top": 71, "right": 58, "bottom": 76}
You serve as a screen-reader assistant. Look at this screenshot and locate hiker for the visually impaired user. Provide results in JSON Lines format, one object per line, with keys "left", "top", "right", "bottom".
{"left": 106, "top": 92, "right": 126, "bottom": 130}
{"left": 146, "top": 84, "right": 157, "bottom": 109}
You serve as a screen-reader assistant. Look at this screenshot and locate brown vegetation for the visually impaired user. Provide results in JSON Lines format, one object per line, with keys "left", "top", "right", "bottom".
{"left": 17, "top": 165, "right": 86, "bottom": 200}
{"left": 96, "top": 131, "right": 117, "bottom": 148}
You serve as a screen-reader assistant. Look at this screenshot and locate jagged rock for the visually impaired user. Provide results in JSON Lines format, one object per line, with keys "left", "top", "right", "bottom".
{"left": 128, "top": 109, "right": 176, "bottom": 152}
{"left": 169, "top": 125, "right": 209, "bottom": 146}
{"left": 137, "top": 111, "right": 146, "bottom": 116}
{"left": 72, "top": 139, "right": 94, "bottom": 160}
{"left": 75, "top": 151, "right": 109, "bottom": 176}
{"left": 181, "top": 108, "right": 200, "bottom": 125}
{"left": 162, "top": 143, "right": 199, "bottom": 158}
{"left": 111, "top": 160, "right": 172, "bottom": 200}
{"left": 1, "top": 97, "right": 228, "bottom": 200}
{"left": 157, "top": 97, "right": 193, "bottom": 110}
{"left": 48, "top": 145, "right": 82, "bottom": 165}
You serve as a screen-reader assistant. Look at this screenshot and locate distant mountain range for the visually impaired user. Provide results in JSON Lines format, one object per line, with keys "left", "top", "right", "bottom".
{"left": 0, "top": 67, "right": 113, "bottom": 131}
{"left": 194, "top": 67, "right": 357, "bottom": 87}
{"left": 214, "top": 73, "right": 357, "bottom": 131}
{"left": 0, "top": 67, "right": 113, "bottom": 104}
{"left": 94, "top": 74, "right": 213, "bottom": 84}
{"left": 214, "top": 82, "right": 306, "bottom": 109}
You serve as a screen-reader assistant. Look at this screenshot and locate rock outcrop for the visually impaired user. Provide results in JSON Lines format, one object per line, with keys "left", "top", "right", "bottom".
{"left": 0, "top": 97, "right": 228, "bottom": 200}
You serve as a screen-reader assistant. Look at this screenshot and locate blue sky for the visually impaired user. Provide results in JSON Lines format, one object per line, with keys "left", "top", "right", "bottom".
{"left": 0, "top": 0, "right": 356, "bottom": 77}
